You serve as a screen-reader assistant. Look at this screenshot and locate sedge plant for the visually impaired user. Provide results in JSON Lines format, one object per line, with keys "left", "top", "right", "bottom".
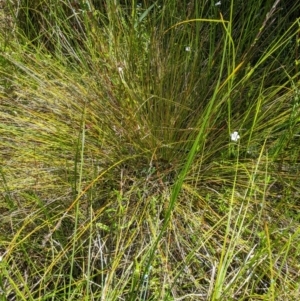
{"left": 0, "top": 0, "right": 300, "bottom": 300}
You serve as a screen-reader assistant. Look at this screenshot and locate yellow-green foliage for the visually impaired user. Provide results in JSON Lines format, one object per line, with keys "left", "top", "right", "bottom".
{"left": 0, "top": 1, "right": 300, "bottom": 300}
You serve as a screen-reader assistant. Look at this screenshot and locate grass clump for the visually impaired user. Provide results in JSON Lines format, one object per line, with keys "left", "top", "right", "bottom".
{"left": 0, "top": 0, "right": 300, "bottom": 300}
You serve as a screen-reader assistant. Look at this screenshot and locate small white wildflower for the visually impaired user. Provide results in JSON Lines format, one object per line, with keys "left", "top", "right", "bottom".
{"left": 230, "top": 131, "right": 240, "bottom": 142}
{"left": 118, "top": 66, "right": 125, "bottom": 81}
{"left": 215, "top": 1, "right": 221, "bottom": 6}
{"left": 185, "top": 46, "right": 191, "bottom": 52}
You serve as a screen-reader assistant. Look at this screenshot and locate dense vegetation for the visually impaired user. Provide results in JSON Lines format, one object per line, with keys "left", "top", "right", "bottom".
{"left": 0, "top": 1, "right": 299, "bottom": 300}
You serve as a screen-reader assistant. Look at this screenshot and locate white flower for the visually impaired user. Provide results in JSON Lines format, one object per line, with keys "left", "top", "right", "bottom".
{"left": 118, "top": 66, "right": 125, "bottom": 80}
{"left": 230, "top": 131, "right": 240, "bottom": 142}
{"left": 215, "top": 1, "right": 221, "bottom": 6}
{"left": 185, "top": 46, "right": 191, "bottom": 52}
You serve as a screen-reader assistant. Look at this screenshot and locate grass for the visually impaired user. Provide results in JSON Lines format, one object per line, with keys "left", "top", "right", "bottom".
{"left": 0, "top": 0, "right": 300, "bottom": 300}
